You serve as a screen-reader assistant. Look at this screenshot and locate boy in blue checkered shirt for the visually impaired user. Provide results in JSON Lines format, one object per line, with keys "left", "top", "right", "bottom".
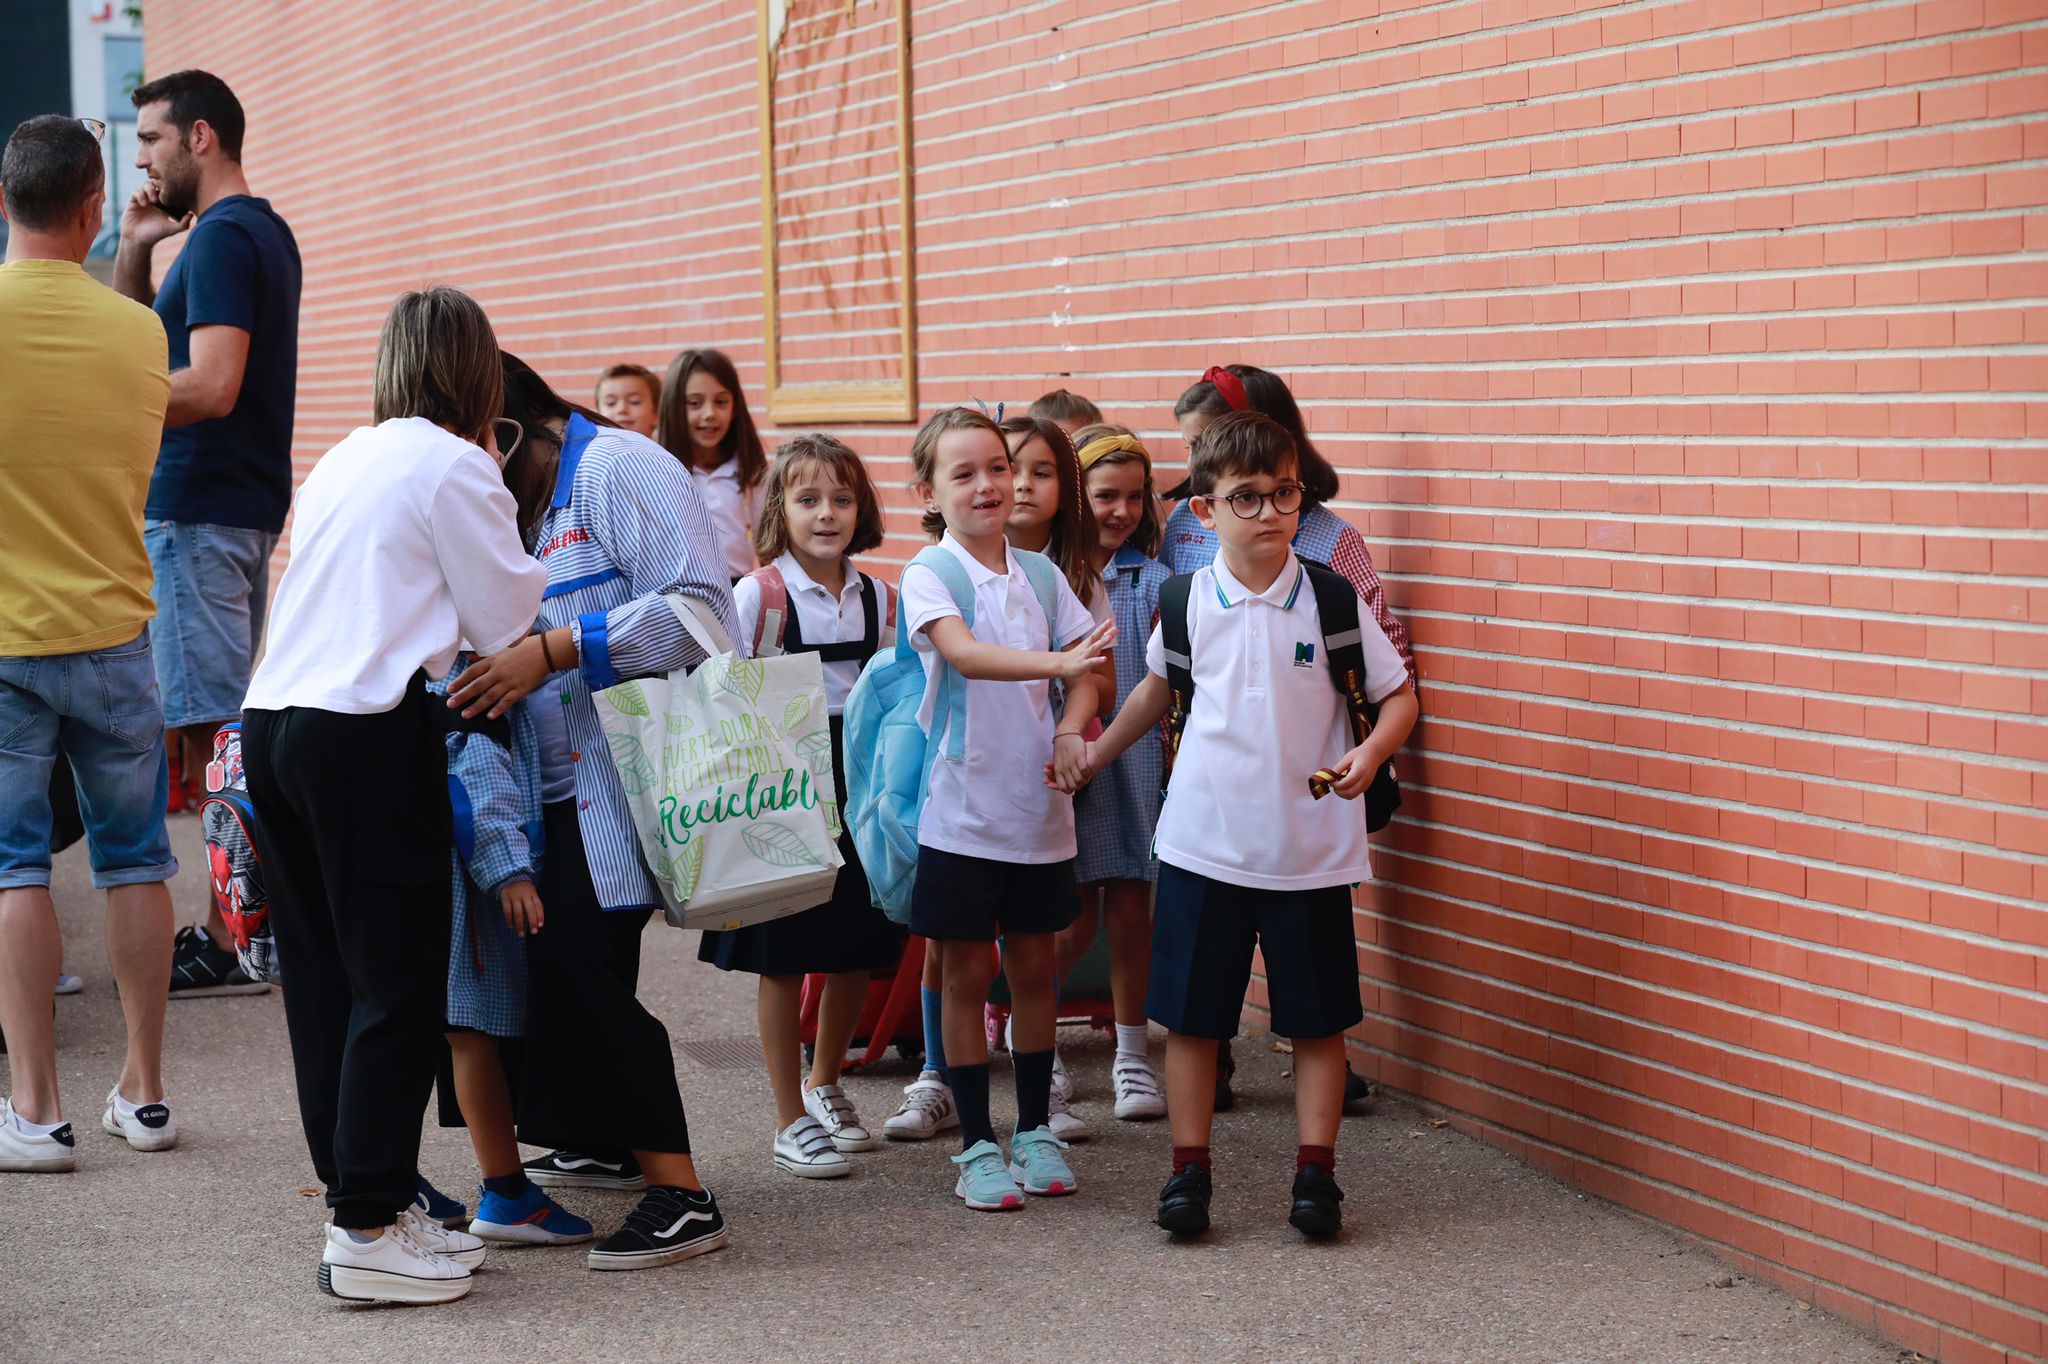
{"left": 423, "top": 663, "right": 592, "bottom": 1246}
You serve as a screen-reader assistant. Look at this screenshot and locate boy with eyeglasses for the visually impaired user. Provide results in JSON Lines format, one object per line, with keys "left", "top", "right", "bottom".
{"left": 1069, "top": 410, "right": 1417, "bottom": 1239}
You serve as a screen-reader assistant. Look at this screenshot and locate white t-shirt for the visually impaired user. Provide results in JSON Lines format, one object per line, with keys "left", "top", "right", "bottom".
{"left": 244, "top": 417, "right": 546, "bottom": 715}
{"left": 734, "top": 553, "right": 895, "bottom": 716}
{"left": 691, "top": 458, "right": 768, "bottom": 580}
{"left": 901, "top": 533, "right": 1100, "bottom": 864}
{"left": 1146, "top": 554, "right": 1409, "bottom": 891}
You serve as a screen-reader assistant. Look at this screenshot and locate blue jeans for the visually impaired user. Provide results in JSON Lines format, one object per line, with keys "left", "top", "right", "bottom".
{"left": 0, "top": 631, "right": 178, "bottom": 890}
{"left": 145, "top": 519, "right": 279, "bottom": 729}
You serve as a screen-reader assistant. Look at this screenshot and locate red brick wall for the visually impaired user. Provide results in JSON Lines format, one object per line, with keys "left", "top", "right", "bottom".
{"left": 146, "top": 2, "right": 2046, "bottom": 1358}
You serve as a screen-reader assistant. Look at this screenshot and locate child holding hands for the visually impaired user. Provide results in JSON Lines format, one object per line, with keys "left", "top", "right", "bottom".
{"left": 899, "top": 407, "right": 1115, "bottom": 1212}
{"left": 1067, "top": 411, "right": 1417, "bottom": 1240}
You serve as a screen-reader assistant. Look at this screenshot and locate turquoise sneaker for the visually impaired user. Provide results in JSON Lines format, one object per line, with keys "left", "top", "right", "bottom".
{"left": 1008, "top": 1125, "right": 1078, "bottom": 1196}
{"left": 951, "top": 1139, "right": 1025, "bottom": 1211}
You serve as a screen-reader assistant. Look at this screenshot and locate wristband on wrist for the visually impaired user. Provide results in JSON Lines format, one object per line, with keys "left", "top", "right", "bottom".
{"left": 539, "top": 630, "right": 559, "bottom": 672}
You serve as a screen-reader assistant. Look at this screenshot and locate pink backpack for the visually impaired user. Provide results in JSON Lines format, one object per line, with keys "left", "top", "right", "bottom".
{"left": 745, "top": 563, "right": 892, "bottom": 661}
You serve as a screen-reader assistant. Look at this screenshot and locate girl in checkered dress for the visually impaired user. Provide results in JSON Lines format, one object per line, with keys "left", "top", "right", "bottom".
{"left": 1062, "top": 425, "right": 1172, "bottom": 1125}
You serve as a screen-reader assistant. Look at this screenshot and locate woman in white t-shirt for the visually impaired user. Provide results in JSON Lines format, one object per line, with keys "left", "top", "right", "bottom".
{"left": 240, "top": 286, "right": 546, "bottom": 1306}
{"left": 655, "top": 348, "right": 767, "bottom": 582}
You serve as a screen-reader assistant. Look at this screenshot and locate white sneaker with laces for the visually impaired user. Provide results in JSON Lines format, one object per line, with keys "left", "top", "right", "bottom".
{"left": 1111, "top": 1053, "right": 1167, "bottom": 1120}
{"left": 0, "top": 1099, "right": 75, "bottom": 1172}
{"left": 400, "top": 1201, "right": 487, "bottom": 1268}
{"left": 773, "top": 1115, "right": 850, "bottom": 1178}
{"left": 1046, "top": 1083, "right": 1090, "bottom": 1143}
{"left": 319, "top": 1221, "right": 471, "bottom": 1304}
{"left": 804, "top": 1081, "right": 880, "bottom": 1152}
{"left": 101, "top": 1087, "right": 177, "bottom": 1152}
{"left": 1051, "top": 1048, "right": 1073, "bottom": 1103}
{"left": 881, "top": 1069, "right": 960, "bottom": 1141}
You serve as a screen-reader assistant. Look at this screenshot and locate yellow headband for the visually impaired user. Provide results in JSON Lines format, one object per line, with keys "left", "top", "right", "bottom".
{"left": 1076, "top": 433, "right": 1149, "bottom": 471}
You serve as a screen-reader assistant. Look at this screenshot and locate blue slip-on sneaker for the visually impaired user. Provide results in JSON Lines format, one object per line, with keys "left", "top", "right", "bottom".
{"left": 951, "top": 1139, "right": 1024, "bottom": 1211}
{"left": 470, "top": 1183, "right": 595, "bottom": 1245}
{"left": 416, "top": 1176, "right": 469, "bottom": 1229}
{"left": 1007, "top": 1126, "right": 1078, "bottom": 1196}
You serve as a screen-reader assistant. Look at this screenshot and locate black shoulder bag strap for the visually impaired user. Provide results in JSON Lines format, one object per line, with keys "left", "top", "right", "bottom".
{"left": 1157, "top": 573, "right": 1197, "bottom": 799}
{"left": 798, "top": 573, "right": 881, "bottom": 665}
{"left": 1302, "top": 565, "right": 1402, "bottom": 832}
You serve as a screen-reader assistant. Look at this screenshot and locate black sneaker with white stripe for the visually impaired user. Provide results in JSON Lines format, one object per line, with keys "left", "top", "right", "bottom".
{"left": 586, "top": 1186, "right": 728, "bottom": 1271}
{"left": 522, "top": 1149, "right": 646, "bottom": 1191}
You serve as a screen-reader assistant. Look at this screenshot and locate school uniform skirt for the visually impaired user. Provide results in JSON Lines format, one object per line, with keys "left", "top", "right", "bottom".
{"left": 698, "top": 716, "right": 904, "bottom": 977}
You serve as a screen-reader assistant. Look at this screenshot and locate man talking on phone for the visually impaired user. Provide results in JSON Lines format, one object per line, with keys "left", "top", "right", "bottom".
{"left": 114, "top": 70, "right": 301, "bottom": 1001}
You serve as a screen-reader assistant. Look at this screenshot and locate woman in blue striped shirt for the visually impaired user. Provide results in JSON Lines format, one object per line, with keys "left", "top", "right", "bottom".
{"left": 447, "top": 354, "right": 738, "bottom": 1273}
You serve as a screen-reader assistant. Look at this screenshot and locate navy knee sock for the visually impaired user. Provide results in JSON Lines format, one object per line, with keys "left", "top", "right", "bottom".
{"left": 950, "top": 1062, "right": 994, "bottom": 1149}
{"left": 920, "top": 984, "right": 949, "bottom": 1083}
{"left": 1014, "top": 1047, "right": 1054, "bottom": 1134}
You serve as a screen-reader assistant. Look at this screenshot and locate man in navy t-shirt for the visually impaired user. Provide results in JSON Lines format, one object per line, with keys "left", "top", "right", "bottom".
{"left": 114, "top": 69, "right": 300, "bottom": 999}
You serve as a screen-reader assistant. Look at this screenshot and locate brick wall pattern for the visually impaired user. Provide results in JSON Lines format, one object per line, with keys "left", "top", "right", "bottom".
{"left": 144, "top": 2, "right": 2047, "bottom": 1359}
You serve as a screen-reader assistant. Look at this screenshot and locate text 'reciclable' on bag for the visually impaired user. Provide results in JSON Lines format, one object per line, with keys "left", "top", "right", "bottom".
{"left": 591, "top": 594, "right": 843, "bottom": 931}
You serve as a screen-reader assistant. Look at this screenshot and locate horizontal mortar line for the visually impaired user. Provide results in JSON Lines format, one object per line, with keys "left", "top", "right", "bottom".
{"left": 241, "top": 43, "right": 753, "bottom": 193}
{"left": 924, "top": 34, "right": 2048, "bottom": 195}
{"left": 1422, "top": 707, "right": 2045, "bottom": 819}
{"left": 1404, "top": 749, "right": 2046, "bottom": 885}
{"left": 911, "top": 0, "right": 1987, "bottom": 160}
{"left": 1361, "top": 929, "right": 2048, "bottom": 1221}
{"left": 1378, "top": 549, "right": 2048, "bottom": 594}
{"left": 918, "top": 72, "right": 2048, "bottom": 234}
{"left": 1355, "top": 1020, "right": 2048, "bottom": 1292}
{"left": 1401, "top": 629, "right": 2048, "bottom": 727}
{"left": 912, "top": 209, "right": 2048, "bottom": 291}
{"left": 1418, "top": 677, "right": 2048, "bottom": 779}
{"left": 1399, "top": 605, "right": 2048, "bottom": 682}
{"left": 1392, "top": 774, "right": 2048, "bottom": 937}
{"left": 919, "top": 283, "right": 2046, "bottom": 332}
{"left": 910, "top": 154, "right": 2048, "bottom": 266}
{"left": 1376, "top": 840, "right": 2048, "bottom": 1068}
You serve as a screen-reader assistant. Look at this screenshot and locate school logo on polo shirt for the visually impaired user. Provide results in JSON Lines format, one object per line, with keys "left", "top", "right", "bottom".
{"left": 1294, "top": 641, "right": 1316, "bottom": 668}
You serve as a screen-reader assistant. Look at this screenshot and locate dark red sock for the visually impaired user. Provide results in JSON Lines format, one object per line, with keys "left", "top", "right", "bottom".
{"left": 1171, "top": 1145, "right": 1212, "bottom": 1173}
{"left": 1296, "top": 1144, "right": 1335, "bottom": 1174}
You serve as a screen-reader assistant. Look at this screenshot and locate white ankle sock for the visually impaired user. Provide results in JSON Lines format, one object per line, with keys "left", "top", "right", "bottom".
{"left": 16, "top": 1111, "right": 68, "bottom": 1137}
{"left": 1115, "top": 1023, "right": 1149, "bottom": 1059}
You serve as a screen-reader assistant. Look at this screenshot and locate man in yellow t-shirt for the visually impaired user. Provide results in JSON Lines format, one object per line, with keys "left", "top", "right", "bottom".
{"left": 0, "top": 114, "right": 180, "bottom": 1174}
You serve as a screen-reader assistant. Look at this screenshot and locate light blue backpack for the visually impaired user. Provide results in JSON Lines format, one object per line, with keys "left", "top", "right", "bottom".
{"left": 844, "top": 544, "right": 1063, "bottom": 922}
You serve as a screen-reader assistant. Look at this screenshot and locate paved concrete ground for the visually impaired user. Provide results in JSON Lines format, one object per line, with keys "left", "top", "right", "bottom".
{"left": 1, "top": 822, "right": 1892, "bottom": 1364}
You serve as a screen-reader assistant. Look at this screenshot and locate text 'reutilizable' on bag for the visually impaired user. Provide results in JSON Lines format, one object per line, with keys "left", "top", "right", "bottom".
{"left": 590, "top": 594, "right": 842, "bottom": 931}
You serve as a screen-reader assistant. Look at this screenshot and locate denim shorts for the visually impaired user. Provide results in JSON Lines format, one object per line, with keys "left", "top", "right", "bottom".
{"left": 146, "top": 519, "right": 279, "bottom": 729}
{"left": 0, "top": 631, "right": 178, "bottom": 890}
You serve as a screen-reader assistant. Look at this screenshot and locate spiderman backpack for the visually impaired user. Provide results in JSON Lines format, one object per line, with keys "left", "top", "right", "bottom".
{"left": 200, "top": 722, "right": 283, "bottom": 985}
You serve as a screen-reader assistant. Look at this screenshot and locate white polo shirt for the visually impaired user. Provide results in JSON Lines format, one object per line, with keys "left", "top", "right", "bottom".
{"left": 735, "top": 552, "right": 895, "bottom": 715}
{"left": 245, "top": 417, "right": 546, "bottom": 715}
{"left": 1146, "top": 554, "right": 1409, "bottom": 891}
{"left": 901, "top": 533, "right": 1100, "bottom": 864}
{"left": 691, "top": 458, "right": 768, "bottom": 580}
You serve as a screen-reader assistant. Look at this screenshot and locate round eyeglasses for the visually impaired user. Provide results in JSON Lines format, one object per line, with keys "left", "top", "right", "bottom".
{"left": 1211, "top": 483, "right": 1305, "bottom": 520}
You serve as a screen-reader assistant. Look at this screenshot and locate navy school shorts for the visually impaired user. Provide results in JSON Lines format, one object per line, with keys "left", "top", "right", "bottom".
{"left": 909, "top": 845, "right": 1082, "bottom": 942}
{"left": 1146, "top": 862, "right": 1365, "bottom": 1041}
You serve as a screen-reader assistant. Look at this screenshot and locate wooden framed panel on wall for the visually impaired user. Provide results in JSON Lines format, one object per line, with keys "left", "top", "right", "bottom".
{"left": 758, "top": 0, "right": 916, "bottom": 423}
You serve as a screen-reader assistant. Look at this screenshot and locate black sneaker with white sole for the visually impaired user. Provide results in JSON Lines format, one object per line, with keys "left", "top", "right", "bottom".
{"left": 168, "top": 926, "right": 270, "bottom": 998}
{"left": 586, "top": 1186, "right": 728, "bottom": 1271}
{"left": 523, "top": 1148, "right": 646, "bottom": 1191}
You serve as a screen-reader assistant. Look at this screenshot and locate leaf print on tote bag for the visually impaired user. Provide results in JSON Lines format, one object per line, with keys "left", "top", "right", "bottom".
{"left": 783, "top": 691, "right": 814, "bottom": 734}
{"left": 608, "top": 681, "right": 652, "bottom": 717}
{"left": 743, "top": 822, "right": 825, "bottom": 869}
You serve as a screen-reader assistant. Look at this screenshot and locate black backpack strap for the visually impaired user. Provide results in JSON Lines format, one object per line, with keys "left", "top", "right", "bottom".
{"left": 1302, "top": 565, "right": 1368, "bottom": 744}
{"left": 787, "top": 573, "right": 880, "bottom": 665}
{"left": 1302, "top": 563, "right": 1402, "bottom": 830}
{"left": 1157, "top": 573, "right": 1196, "bottom": 779}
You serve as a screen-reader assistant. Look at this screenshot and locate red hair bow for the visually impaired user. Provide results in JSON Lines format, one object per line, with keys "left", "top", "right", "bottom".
{"left": 1202, "top": 365, "right": 1248, "bottom": 412}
